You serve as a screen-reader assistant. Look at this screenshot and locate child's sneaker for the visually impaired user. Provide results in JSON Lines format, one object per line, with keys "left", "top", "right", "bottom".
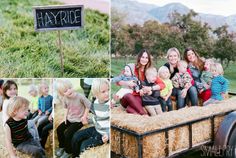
{"left": 60, "top": 151, "right": 72, "bottom": 158}
{"left": 55, "top": 148, "right": 64, "bottom": 157}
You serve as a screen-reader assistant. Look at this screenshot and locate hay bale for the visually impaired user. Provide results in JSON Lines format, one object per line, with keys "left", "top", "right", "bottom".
{"left": 143, "top": 133, "right": 165, "bottom": 158}
{"left": 111, "top": 97, "right": 236, "bottom": 158}
{"left": 214, "top": 116, "right": 225, "bottom": 134}
{"left": 169, "top": 126, "right": 189, "bottom": 154}
{"left": 80, "top": 143, "right": 110, "bottom": 158}
{"left": 111, "top": 129, "right": 121, "bottom": 154}
{"left": 192, "top": 120, "right": 211, "bottom": 145}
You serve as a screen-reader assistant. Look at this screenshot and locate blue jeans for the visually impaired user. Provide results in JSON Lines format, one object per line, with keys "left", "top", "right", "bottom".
{"left": 71, "top": 127, "right": 104, "bottom": 157}
{"left": 16, "top": 138, "right": 45, "bottom": 158}
{"left": 159, "top": 97, "right": 172, "bottom": 112}
{"left": 187, "top": 86, "right": 198, "bottom": 106}
{"left": 175, "top": 86, "right": 198, "bottom": 109}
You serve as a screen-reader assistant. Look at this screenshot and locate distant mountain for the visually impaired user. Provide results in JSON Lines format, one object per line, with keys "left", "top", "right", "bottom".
{"left": 149, "top": 2, "right": 190, "bottom": 22}
{"left": 112, "top": 0, "right": 236, "bottom": 32}
{"left": 112, "top": 0, "right": 157, "bottom": 24}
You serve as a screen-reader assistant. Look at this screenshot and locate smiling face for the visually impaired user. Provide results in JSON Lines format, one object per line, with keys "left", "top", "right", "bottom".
{"left": 186, "top": 50, "right": 197, "bottom": 63}
{"left": 63, "top": 88, "right": 76, "bottom": 98}
{"left": 14, "top": 105, "right": 29, "bottom": 120}
{"left": 139, "top": 52, "right": 149, "bottom": 66}
{"left": 168, "top": 51, "right": 180, "bottom": 66}
{"left": 6, "top": 84, "right": 18, "bottom": 98}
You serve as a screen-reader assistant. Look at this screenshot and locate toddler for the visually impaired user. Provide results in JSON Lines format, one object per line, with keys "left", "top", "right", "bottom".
{"left": 71, "top": 78, "right": 110, "bottom": 157}
{"left": 4, "top": 96, "right": 45, "bottom": 158}
{"left": 158, "top": 66, "right": 173, "bottom": 112}
{"left": 55, "top": 79, "right": 91, "bottom": 157}
{"left": 140, "top": 67, "right": 163, "bottom": 116}
{"left": 203, "top": 63, "right": 229, "bottom": 106}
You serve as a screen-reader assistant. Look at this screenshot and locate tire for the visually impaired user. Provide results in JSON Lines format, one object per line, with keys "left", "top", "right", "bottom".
{"left": 227, "top": 125, "right": 236, "bottom": 158}
{"left": 214, "top": 112, "right": 236, "bottom": 158}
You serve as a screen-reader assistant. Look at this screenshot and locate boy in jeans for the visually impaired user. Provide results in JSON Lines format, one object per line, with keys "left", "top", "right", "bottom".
{"left": 4, "top": 96, "right": 45, "bottom": 158}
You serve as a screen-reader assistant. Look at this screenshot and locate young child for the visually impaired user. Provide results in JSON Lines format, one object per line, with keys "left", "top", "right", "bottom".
{"left": 140, "top": 67, "right": 163, "bottom": 116}
{"left": 55, "top": 80, "right": 91, "bottom": 157}
{"left": 111, "top": 64, "right": 139, "bottom": 102}
{"left": 197, "top": 59, "right": 214, "bottom": 102}
{"left": 71, "top": 78, "right": 110, "bottom": 157}
{"left": 158, "top": 66, "right": 173, "bottom": 112}
{"left": 2, "top": 80, "right": 40, "bottom": 141}
{"left": 28, "top": 85, "right": 39, "bottom": 119}
{"left": 37, "top": 108, "right": 53, "bottom": 149}
{"left": 35, "top": 82, "right": 53, "bottom": 127}
{"left": 171, "top": 60, "right": 195, "bottom": 108}
{"left": 4, "top": 96, "right": 46, "bottom": 158}
{"left": 203, "top": 63, "right": 229, "bottom": 106}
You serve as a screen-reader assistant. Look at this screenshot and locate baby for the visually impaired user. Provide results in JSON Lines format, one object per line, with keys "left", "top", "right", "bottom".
{"left": 111, "top": 64, "right": 139, "bottom": 104}
{"left": 197, "top": 59, "right": 214, "bottom": 102}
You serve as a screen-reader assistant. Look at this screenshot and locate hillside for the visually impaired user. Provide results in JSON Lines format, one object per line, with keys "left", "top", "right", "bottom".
{"left": 112, "top": 0, "right": 236, "bottom": 32}
{"left": 0, "top": 0, "right": 110, "bottom": 77}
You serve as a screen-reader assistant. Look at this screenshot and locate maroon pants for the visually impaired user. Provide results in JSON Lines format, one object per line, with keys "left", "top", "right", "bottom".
{"left": 120, "top": 93, "right": 146, "bottom": 115}
{"left": 199, "top": 89, "right": 212, "bottom": 102}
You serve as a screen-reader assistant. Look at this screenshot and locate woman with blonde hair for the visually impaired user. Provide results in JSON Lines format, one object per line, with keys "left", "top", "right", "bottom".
{"left": 164, "top": 47, "right": 181, "bottom": 79}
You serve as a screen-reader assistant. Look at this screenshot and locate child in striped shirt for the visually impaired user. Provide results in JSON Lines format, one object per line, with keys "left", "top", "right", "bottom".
{"left": 203, "top": 63, "right": 229, "bottom": 106}
{"left": 71, "top": 78, "right": 110, "bottom": 157}
{"left": 4, "top": 96, "right": 45, "bottom": 158}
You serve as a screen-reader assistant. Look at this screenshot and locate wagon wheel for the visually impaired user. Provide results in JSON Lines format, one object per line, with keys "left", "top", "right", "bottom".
{"left": 227, "top": 125, "right": 236, "bottom": 158}
{"left": 214, "top": 111, "right": 236, "bottom": 158}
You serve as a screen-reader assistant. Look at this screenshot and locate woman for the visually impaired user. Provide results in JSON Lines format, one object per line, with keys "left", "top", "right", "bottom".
{"left": 164, "top": 47, "right": 181, "bottom": 80}
{"left": 163, "top": 48, "right": 186, "bottom": 109}
{"left": 117, "top": 50, "right": 165, "bottom": 115}
{"left": 183, "top": 47, "right": 204, "bottom": 106}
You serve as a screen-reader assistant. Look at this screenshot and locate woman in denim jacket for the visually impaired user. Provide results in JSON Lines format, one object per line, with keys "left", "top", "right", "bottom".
{"left": 183, "top": 47, "right": 204, "bottom": 106}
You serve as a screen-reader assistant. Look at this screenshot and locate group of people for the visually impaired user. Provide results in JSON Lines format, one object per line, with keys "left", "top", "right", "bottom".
{"left": 112, "top": 47, "right": 229, "bottom": 116}
{"left": 0, "top": 80, "right": 52, "bottom": 158}
{"left": 0, "top": 78, "right": 110, "bottom": 158}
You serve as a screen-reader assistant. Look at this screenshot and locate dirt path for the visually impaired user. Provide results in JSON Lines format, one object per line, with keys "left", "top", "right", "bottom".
{"left": 56, "top": 0, "right": 110, "bottom": 14}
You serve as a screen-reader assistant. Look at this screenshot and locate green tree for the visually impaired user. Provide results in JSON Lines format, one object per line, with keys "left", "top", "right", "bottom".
{"left": 213, "top": 25, "right": 236, "bottom": 69}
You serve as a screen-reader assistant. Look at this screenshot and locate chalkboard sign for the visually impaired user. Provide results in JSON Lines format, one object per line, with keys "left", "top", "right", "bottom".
{"left": 33, "top": 5, "right": 84, "bottom": 31}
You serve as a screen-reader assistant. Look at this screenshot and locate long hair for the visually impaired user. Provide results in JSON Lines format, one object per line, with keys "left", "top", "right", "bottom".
{"left": 3, "top": 80, "right": 18, "bottom": 100}
{"left": 135, "top": 49, "right": 152, "bottom": 80}
{"left": 184, "top": 47, "right": 204, "bottom": 71}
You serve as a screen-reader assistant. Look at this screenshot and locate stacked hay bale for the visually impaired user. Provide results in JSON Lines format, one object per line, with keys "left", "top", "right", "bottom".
{"left": 111, "top": 97, "right": 236, "bottom": 158}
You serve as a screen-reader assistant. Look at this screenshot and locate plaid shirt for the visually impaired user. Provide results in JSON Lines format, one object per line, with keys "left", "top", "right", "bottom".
{"left": 172, "top": 72, "right": 193, "bottom": 88}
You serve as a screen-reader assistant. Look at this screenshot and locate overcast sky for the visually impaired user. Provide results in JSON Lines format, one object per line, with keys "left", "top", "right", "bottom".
{"left": 135, "top": 0, "right": 236, "bottom": 16}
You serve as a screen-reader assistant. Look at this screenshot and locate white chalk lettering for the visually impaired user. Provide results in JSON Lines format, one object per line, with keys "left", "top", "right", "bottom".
{"left": 37, "top": 12, "right": 44, "bottom": 27}
{"left": 74, "top": 9, "right": 81, "bottom": 23}
{"left": 60, "top": 11, "right": 67, "bottom": 26}
{"left": 35, "top": 7, "right": 82, "bottom": 29}
{"left": 45, "top": 12, "right": 53, "bottom": 26}
{"left": 50, "top": 11, "right": 60, "bottom": 25}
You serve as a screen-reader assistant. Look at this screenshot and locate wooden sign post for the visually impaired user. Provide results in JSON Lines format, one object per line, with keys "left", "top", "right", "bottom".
{"left": 33, "top": 5, "right": 84, "bottom": 76}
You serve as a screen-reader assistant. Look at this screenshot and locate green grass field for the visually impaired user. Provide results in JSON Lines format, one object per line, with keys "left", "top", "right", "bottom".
{"left": 111, "top": 57, "right": 236, "bottom": 93}
{"left": 0, "top": 0, "right": 109, "bottom": 77}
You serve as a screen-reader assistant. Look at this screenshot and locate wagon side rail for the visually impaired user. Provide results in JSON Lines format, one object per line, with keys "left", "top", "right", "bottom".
{"left": 111, "top": 110, "right": 235, "bottom": 158}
